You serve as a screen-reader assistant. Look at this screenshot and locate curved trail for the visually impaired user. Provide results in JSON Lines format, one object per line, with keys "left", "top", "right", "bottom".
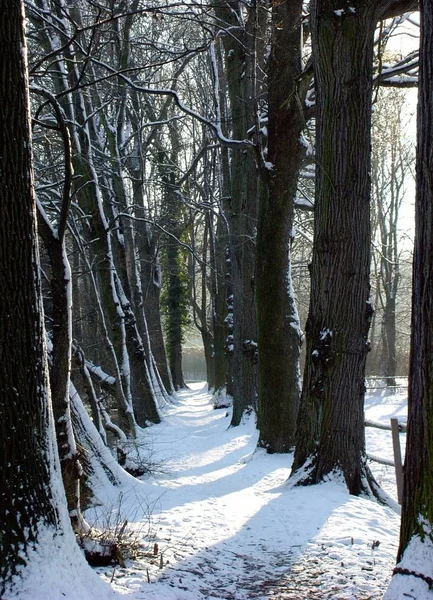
{"left": 102, "top": 383, "right": 402, "bottom": 600}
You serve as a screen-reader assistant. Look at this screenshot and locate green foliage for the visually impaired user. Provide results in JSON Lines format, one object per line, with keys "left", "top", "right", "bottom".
{"left": 161, "top": 238, "right": 191, "bottom": 355}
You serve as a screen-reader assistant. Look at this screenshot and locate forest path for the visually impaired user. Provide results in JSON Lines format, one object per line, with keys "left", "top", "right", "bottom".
{"left": 101, "top": 383, "right": 402, "bottom": 600}
{"left": 143, "top": 383, "right": 303, "bottom": 599}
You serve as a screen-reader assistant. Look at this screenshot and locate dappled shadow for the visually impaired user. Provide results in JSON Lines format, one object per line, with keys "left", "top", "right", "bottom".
{"left": 94, "top": 383, "right": 398, "bottom": 600}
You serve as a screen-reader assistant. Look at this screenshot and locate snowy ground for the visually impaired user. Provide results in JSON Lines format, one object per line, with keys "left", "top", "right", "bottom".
{"left": 13, "top": 382, "right": 420, "bottom": 599}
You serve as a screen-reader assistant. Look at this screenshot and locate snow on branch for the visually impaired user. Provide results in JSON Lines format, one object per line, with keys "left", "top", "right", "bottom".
{"left": 87, "top": 58, "right": 253, "bottom": 151}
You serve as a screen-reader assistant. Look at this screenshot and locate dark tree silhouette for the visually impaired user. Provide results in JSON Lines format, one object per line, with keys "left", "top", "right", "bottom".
{"left": 0, "top": 1, "right": 74, "bottom": 592}
{"left": 390, "top": 0, "right": 433, "bottom": 587}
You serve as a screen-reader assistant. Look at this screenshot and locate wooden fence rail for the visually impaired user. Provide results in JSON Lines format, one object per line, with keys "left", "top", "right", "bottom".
{"left": 365, "top": 418, "right": 405, "bottom": 504}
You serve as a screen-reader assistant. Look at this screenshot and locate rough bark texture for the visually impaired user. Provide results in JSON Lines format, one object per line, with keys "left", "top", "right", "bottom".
{"left": 69, "top": 384, "right": 124, "bottom": 507}
{"left": 211, "top": 217, "right": 229, "bottom": 395}
{"left": 256, "top": 0, "right": 304, "bottom": 453}
{"left": 38, "top": 228, "right": 84, "bottom": 527}
{"left": 382, "top": 296, "right": 397, "bottom": 385}
{"left": 291, "top": 0, "right": 379, "bottom": 494}
{"left": 165, "top": 235, "right": 188, "bottom": 390}
{"left": 229, "top": 147, "right": 259, "bottom": 425}
{"left": 139, "top": 226, "right": 174, "bottom": 394}
{"left": 213, "top": 1, "right": 261, "bottom": 426}
{"left": 0, "top": 2, "right": 62, "bottom": 590}
{"left": 107, "top": 181, "right": 162, "bottom": 427}
{"left": 398, "top": 0, "right": 433, "bottom": 559}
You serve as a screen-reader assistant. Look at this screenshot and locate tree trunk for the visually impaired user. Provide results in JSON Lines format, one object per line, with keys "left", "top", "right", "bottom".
{"left": 229, "top": 148, "right": 259, "bottom": 424}
{"left": 213, "top": 1, "right": 263, "bottom": 426}
{"left": 69, "top": 383, "right": 126, "bottom": 508}
{"left": 396, "top": 0, "right": 433, "bottom": 561}
{"left": 291, "top": 0, "right": 381, "bottom": 495}
{"left": 0, "top": 2, "right": 70, "bottom": 590}
{"left": 38, "top": 225, "right": 85, "bottom": 529}
{"left": 212, "top": 126, "right": 231, "bottom": 401}
{"left": 99, "top": 28, "right": 164, "bottom": 420}
{"left": 382, "top": 295, "right": 397, "bottom": 386}
{"left": 139, "top": 226, "right": 174, "bottom": 394}
{"left": 165, "top": 236, "right": 188, "bottom": 390}
{"left": 256, "top": 0, "right": 304, "bottom": 453}
{"left": 212, "top": 236, "right": 230, "bottom": 397}
{"left": 29, "top": 4, "right": 138, "bottom": 437}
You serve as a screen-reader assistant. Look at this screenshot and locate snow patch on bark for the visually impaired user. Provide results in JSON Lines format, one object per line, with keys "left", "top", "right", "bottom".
{"left": 384, "top": 534, "right": 433, "bottom": 599}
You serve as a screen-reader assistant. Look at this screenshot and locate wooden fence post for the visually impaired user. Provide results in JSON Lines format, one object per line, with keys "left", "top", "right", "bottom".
{"left": 390, "top": 418, "right": 404, "bottom": 504}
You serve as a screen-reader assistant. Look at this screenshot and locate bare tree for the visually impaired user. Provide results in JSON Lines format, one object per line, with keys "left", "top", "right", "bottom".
{"left": 369, "top": 88, "right": 414, "bottom": 383}
{"left": 256, "top": 0, "right": 307, "bottom": 453}
{"left": 0, "top": 1, "right": 81, "bottom": 591}
{"left": 385, "top": 0, "right": 433, "bottom": 594}
{"left": 291, "top": 0, "right": 415, "bottom": 496}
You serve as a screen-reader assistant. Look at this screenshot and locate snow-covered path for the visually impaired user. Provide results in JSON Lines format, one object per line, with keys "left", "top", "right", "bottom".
{"left": 93, "top": 383, "right": 405, "bottom": 600}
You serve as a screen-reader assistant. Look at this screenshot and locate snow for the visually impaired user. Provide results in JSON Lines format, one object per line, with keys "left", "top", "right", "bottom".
{"left": 384, "top": 534, "right": 433, "bottom": 599}
{"left": 11, "top": 383, "right": 417, "bottom": 599}
{"left": 85, "top": 360, "right": 117, "bottom": 386}
{"left": 320, "top": 327, "right": 333, "bottom": 340}
{"left": 8, "top": 526, "right": 118, "bottom": 600}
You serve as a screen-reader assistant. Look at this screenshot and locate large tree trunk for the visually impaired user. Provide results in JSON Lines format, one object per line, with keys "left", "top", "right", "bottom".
{"left": 0, "top": 2, "right": 71, "bottom": 590}
{"left": 394, "top": 0, "right": 433, "bottom": 566}
{"left": 213, "top": 1, "right": 261, "bottom": 426}
{"left": 382, "top": 295, "right": 397, "bottom": 385}
{"left": 212, "top": 220, "right": 230, "bottom": 397}
{"left": 229, "top": 148, "right": 259, "bottom": 424}
{"left": 212, "top": 128, "right": 232, "bottom": 401}
{"left": 165, "top": 235, "right": 188, "bottom": 390}
{"left": 138, "top": 225, "right": 175, "bottom": 394}
{"left": 290, "top": 0, "right": 381, "bottom": 495}
{"left": 256, "top": 0, "right": 304, "bottom": 453}
{"left": 38, "top": 225, "right": 85, "bottom": 530}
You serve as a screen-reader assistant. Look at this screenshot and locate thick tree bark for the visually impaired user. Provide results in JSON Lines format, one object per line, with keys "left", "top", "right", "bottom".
{"left": 291, "top": 0, "right": 381, "bottom": 495}
{"left": 256, "top": 0, "right": 304, "bottom": 453}
{"left": 397, "top": 0, "right": 433, "bottom": 561}
{"left": 138, "top": 226, "right": 175, "bottom": 394}
{"left": 100, "top": 23, "right": 164, "bottom": 421}
{"left": 165, "top": 235, "right": 188, "bottom": 390}
{"left": 382, "top": 296, "right": 397, "bottom": 385}
{"left": 229, "top": 148, "right": 259, "bottom": 424}
{"left": 212, "top": 222, "right": 230, "bottom": 396}
{"left": 69, "top": 383, "right": 125, "bottom": 506}
{"left": 38, "top": 228, "right": 85, "bottom": 528}
{"left": 0, "top": 2, "right": 67, "bottom": 590}
{"left": 213, "top": 1, "right": 262, "bottom": 426}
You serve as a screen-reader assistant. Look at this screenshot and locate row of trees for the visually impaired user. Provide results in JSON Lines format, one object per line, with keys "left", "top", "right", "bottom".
{"left": 1, "top": 0, "right": 431, "bottom": 596}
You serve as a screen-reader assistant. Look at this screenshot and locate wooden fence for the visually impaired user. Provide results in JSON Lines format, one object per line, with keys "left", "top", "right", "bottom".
{"left": 365, "top": 418, "right": 406, "bottom": 504}
{"left": 365, "top": 376, "right": 408, "bottom": 391}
